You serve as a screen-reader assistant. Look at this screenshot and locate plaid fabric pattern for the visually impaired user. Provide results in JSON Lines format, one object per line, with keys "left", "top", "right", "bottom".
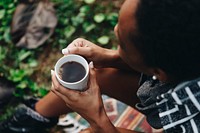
{"left": 156, "top": 78, "right": 200, "bottom": 133}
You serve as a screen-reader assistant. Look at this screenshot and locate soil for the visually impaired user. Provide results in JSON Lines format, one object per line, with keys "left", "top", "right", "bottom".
{"left": 32, "top": 43, "right": 63, "bottom": 90}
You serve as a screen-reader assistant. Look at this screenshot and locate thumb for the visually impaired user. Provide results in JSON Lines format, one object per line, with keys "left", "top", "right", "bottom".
{"left": 62, "top": 47, "right": 90, "bottom": 56}
{"left": 88, "top": 62, "right": 98, "bottom": 88}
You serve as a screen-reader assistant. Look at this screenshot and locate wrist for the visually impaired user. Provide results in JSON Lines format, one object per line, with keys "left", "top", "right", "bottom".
{"left": 104, "top": 49, "right": 120, "bottom": 68}
{"left": 88, "top": 111, "right": 118, "bottom": 133}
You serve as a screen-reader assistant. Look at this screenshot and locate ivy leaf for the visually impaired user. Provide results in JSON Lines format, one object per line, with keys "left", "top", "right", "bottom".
{"left": 71, "top": 15, "right": 84, "bottom": 26}
{"left": 38, "top": 88, "right": 49, "bottom": 97}
{"left": 58, "top": 39, "right": 67, "bottom": 45}
{"left": 0, "top": 9, "right": 5, "bottom": 19}
{"left": 8, "top": 3, "right": 14, "bottom": 8}
{"left": 28, "top": 59, "right": 38, "bottom": 67}
{"left": 107, "top": 12, "right": 118, "bottom": 26}
{"left": 111, "top": 45, "right": 117, "bottom": 50}
{"left": 9, "top": 69, "right": 26, "bottom": 82}
{"left": 80, "top": 5, "right": 90, "bottom": 13}
{"left": 84, "top": 0, "right": 95, "bottom": 4}
{"left": 94, "top": 13, "right": 105, "bottom": 23}
{"left": 18, "top": 51, "right": 32, "bottom": 61}
{"left": 16, "top": 80, "right": 28, "bottom": 89}
{"left": 97, "top": 36, "right": 110, "bottom": 45}
{"left": 3, "top": 28, "right": 11, "bottom": 43}
{"left": 29, "top": 81, "right": 38, "bottom": 92}
{"left": 83, "top": 22, "right": 96, "bottom": 32}
{"left": 64, "top": 26, "right": 76, "bottom": 38}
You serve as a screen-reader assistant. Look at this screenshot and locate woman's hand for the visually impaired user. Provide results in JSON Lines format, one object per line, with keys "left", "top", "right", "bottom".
{"left": 51, "top": 62, "right": 105, "bottom": 123}
{"left": 62, "top": 38, "right": 119, "bottom": 68}
{"left": 51, "top": 62, "right": 119, "bottom": 133}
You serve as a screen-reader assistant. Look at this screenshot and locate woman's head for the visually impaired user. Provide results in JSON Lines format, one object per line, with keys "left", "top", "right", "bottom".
{"left": 117, "top": 0, "right": 200, "bottom": 83}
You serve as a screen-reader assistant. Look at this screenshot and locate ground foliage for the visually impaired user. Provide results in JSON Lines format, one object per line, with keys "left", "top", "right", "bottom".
{"left": 0, "top": 0, "right": 123, "bottom": 119}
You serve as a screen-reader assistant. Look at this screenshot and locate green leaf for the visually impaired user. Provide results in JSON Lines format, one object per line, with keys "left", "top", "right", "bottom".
{"left": 18, "top": 51, "right": 32, "bottom": 61}
{"left": 29, "top": 81, "right": 38, "bottom": 92}
{"left": 59, "top": 39, "right": 67, "bottom": 45}
{"left": 111, "top": 45, "right": 117, "bottom": 50}
{"left": 0, "top": 27, "right": 3, "bottom": 32}
{"left": 0, "top": 9, "right": 5, "bottom": 19}
{"left": 107, "top": 12, "right": 118, "bottom": 21}
{"left": 0, "top": 46, "right": 7, "bottom": 61}
{"left": 94, "top": 13, "right": 105, "bottom": 23}
{"left": 84, "top": 0, "right": 95, "bottom": 4}
{"left": 83, "top": 23, "right": 96, "bottom": 32}
{"left": 107, "top": 12, "right": 118, "bottom": 26}
{"left": 16, "top": 80, "right": 28, "bottom": 89}
{"left": 7, "top": 8, "right": 15, "bottom": 14}
{"left": 38, "top": 88, "right": 49, "bottom": 97}
{"left": 71, "top": 15, "right": 84, "bottom": 26}
{"left": 62, "top": 18, "right": 69, "bottom": 25}
{"left": 64, "top": 26, "right": 76, "bottom": 38}
{"left": 28, "top": 59, "right": 38, "bottom": 67}
{"left": 80, "top": 5, "right": 90, "bottom": 13}
{"left": 97, "top": 36, "right": 110, "bottom": 45}
{"left": 8, "top": 3, "right": 14, "bottom": 8}
{"left": 9, "top": 69, "right": 27, "bottom": 82}
{"left": 3, "top": 28, "right": 11, "bottom": 42}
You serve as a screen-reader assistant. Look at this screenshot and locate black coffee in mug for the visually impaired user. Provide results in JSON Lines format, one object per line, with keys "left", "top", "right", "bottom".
{"left": 59, "top": 61, "right": 86, "bottom": 82}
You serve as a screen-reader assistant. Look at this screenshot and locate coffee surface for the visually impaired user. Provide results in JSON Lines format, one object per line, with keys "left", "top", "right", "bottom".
{"left": 59, "top": 61, "right": 86, "bottom": 82}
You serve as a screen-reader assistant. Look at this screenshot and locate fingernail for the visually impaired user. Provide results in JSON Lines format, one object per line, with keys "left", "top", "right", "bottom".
{"left": 51, "top": 70, "right": 54, "bottom": 75}
{"left": 89, "top": 61, "right": 94, "bottom": 69}
{"left": 51, "top": 83, "right": 54, "bottom": 88}
{"left": 62, "top": 48, "right": 69, "bottom": 54}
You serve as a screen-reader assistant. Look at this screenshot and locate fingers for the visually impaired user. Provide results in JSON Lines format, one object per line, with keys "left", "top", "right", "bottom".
{"left": 51, "top": 70, "right": 60, "bottom": 91}
{"left": 72, "top": 40, "right": 83, "bottom": 47}
{"left": 51, "top": 70, "right": 78, "bottom": 99}
{"left": 62, "top": 38, "right": 92, "bottom": 57}
{"left": 68, "top": 38, "right": 88, "bottom": 48}
{"left": 51, "top": 87, "right": 67, "bottom": 102}
{"left": 88, "top": 62, "right": 99, "bottom": 91}
{"left": 62, "top": 47, "right": 91, "bottom": 57}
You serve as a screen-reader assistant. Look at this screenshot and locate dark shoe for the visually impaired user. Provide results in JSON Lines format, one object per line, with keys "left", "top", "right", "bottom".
{"left": 0, "top": 77, "right": 15, "bottom": 108}
{"left": 22, "top": 96, "right": 40, "bottom": 110}
{"left": 0, "top": 104, "right": 58, "bottom": 133}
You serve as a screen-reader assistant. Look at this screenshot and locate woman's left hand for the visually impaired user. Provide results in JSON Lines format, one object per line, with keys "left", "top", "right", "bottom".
{"left": 51, "top": 62, "right": 105, "bottom": 123}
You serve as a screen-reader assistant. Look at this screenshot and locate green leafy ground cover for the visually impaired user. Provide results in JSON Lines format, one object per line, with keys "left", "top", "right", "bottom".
{"left": 0, "top": 0, "right": 123, "bottom": 120}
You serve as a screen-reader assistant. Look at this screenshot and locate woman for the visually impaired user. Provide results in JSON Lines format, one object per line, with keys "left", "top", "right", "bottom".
{"left": 2, "top": 0, "right": 200, "bottom": 132}
{"left": 51, "top": 0, "right": 200, "bottom": 132}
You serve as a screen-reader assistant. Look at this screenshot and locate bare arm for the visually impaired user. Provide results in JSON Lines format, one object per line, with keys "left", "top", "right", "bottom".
{"left": 51, "top": 64, "right": 139, "bottom": 133}
{"left": 62, "top": 38, "right": 134, "bottom": 71}
{"left": 87, "top": 115, "right": 140, "bottom": 133}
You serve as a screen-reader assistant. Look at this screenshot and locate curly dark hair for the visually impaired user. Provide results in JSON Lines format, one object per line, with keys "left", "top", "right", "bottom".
{"left": 134, "top": 0, "right": 200, "bottom": 81}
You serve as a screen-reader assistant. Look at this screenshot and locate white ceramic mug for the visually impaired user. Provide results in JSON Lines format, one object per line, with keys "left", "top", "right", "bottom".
{"left": 54, "top": 54, "right": 89, "bottom": 91}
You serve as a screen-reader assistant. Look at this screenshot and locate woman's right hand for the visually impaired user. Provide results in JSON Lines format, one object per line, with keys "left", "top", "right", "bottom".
{"left": 62, "top": 38, "right": 119, "bottom": 68}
